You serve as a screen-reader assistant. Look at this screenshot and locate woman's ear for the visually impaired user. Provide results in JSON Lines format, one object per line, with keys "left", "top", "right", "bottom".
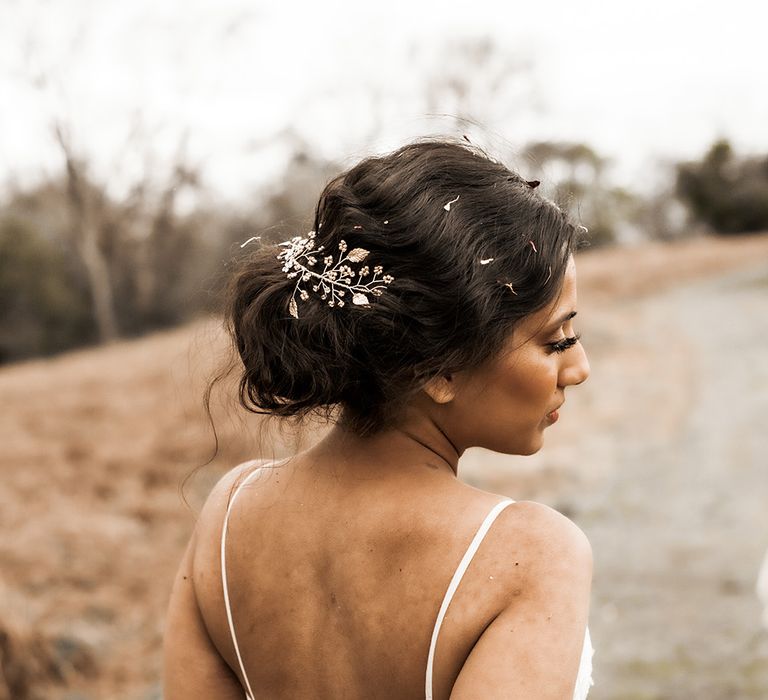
{"left": 423, "top": 374, "right": 457, "bottom": 404}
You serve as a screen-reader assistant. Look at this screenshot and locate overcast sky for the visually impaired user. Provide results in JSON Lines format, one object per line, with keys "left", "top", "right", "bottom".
{"left": 1, "top": 0, "right": 767, "bottom": 200}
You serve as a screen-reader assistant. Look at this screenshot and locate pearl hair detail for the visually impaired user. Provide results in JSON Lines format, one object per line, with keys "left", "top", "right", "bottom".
{"left": 277, "top": 231, "right": 395, "bottom": 319}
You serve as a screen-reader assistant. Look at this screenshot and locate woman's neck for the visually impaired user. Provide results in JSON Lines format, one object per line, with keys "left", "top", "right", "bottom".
{"left": 307, "top": 405, "right": 462, "bottom": 479}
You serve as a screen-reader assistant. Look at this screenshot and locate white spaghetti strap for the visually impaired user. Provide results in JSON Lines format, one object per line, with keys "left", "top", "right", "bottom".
{"left": 220, "top": 465, "right": 265, "bottom": 700}
{"left": 425, "top": 499, "right": 515, "bottom": 700}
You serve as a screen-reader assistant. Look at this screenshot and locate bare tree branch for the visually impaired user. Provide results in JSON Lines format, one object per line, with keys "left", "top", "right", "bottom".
{"left": 53, "top": 120, "right": 119, "bottom": 341}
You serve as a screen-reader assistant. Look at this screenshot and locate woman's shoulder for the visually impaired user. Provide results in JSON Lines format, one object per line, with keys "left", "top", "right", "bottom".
{"left": 184, "top": 460, "right": 281, "bottom": 641}
{"left": 502, "top": 499, "right": 592, "bottom": 561}
{"left": 188, "top": 460, "right": 252, "bottom": 539}
{"left": 189, "top": 460, "right": 277, "bottom": 582}
{"left": 460, "top": 478, "right": 591, "bottom": 555}
{"left": 445, "top": 496, "right": 593, "bottom": 699}
{"left": 194, "top": 457, "right": 288, "bottom": 538}
{"left": 458, "top": 490, "right": 593, "bottom": 600}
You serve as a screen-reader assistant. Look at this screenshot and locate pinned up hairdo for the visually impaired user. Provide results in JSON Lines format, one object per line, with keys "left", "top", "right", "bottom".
{"left": 225, "top": 139, "right": 586, "bottom": 437}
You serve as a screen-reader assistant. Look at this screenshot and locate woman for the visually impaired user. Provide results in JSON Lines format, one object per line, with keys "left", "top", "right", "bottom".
{"left": 164, "top": 140, "right": 594, "bottom": 698}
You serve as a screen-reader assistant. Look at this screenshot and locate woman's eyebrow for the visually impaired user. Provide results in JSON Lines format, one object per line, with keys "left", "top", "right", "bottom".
{"left": 549, "top": 310, "right": 577, "bottom": 329}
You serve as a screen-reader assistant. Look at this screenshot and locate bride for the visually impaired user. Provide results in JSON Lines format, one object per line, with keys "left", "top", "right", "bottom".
{"left": 164, "top": 138, "right": 595, "bottom": 698}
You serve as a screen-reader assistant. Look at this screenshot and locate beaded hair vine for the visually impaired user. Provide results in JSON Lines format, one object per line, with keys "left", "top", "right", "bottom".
{"left": 277, "top": 231, "right": 395, "bottom": 319}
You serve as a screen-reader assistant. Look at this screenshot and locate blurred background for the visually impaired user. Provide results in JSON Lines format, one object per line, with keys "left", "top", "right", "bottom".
{"left": 1, "top": 1, "right": 767, "bottom": 698}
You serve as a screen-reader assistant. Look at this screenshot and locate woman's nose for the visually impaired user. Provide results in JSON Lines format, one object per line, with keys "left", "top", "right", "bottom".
{"left": 561, "top": 342, "right": 590, "bottom": 387}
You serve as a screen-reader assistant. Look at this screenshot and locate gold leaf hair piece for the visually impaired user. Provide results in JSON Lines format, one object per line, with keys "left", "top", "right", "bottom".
{"left": 277, "top": 231, "right": 395, "bottom": 318}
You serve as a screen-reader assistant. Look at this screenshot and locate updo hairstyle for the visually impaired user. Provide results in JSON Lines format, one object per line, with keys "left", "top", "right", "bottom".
{"left": 225, "top": 139, "right": 583, "bottom": 437}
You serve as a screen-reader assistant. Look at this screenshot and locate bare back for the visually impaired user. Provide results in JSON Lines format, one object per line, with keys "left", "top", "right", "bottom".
{"left": 183, "top": 454, "right": 591, "bottom": 699}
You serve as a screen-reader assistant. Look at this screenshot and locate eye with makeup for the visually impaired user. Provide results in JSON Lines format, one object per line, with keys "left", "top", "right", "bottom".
{"left": 547, "top": 332, "right": 582, "bottom": 354}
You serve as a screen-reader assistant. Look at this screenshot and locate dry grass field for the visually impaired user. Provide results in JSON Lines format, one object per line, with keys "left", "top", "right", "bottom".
{"left": 2, "top": 232, "right": 767, "bottom": 699}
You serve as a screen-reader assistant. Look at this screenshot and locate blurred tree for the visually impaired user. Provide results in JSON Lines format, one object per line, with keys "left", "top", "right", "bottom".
{"left": 676, "top": 139, "right": 768, "bottom": 234}
{"left": 49, "top": 122, "right": 206, "bottom": 340}
{"left": 0, "top": 134, "right": 209, "bottom": 362}
{"left": 4, "top": 11, "right": 208, "bottom": 355}
{"left": 53, "top": 122, "right": 119, "bottom": 342}
{"left": 519, "top": 141, "right": 694, "bottom": 246}
{"left": 256, "top": 145, "right": 339, "bottom": 235}
{"left": 0, "top": 213, "right": 94, "bottom": 362}
{"left": 221, "top": 128, "right": 340, "bottom": 247}
{"left": 634, "top": 180, "right": 690, "bottom": 242}
{"left": 122, "top": 139, "right": 203, "bottom": 330}
{"left": 522, "top": 140, "right": 626, "bottom": 246}
{"left": 420, "top": 35, "right": 539, "bottom": 140}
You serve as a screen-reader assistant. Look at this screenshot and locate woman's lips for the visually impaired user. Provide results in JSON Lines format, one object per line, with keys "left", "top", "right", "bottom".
{"left": 546, "top": 409, "right": 559, "bottom": 423}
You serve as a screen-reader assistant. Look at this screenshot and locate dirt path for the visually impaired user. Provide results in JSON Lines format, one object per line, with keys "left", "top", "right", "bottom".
{"left": 465, "top": 255, "right": 768, "bottom": 698}
{"left": 586, "top": 261, "right": 768, "bottom": 699}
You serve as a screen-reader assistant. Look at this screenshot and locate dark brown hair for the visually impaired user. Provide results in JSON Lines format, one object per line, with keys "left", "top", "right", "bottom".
{"left": 225, "top": 139, "right": 584, "bottom": 437}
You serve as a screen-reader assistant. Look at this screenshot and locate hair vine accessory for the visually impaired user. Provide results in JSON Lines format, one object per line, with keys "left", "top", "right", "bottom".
{"left": 277, "top": 231, "right": 394, "bottom": 319}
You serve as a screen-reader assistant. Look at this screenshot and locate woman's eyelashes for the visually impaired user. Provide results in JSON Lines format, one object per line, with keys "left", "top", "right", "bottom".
{"left": 547, "top": 332, "right": 582, "bottom": 354}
